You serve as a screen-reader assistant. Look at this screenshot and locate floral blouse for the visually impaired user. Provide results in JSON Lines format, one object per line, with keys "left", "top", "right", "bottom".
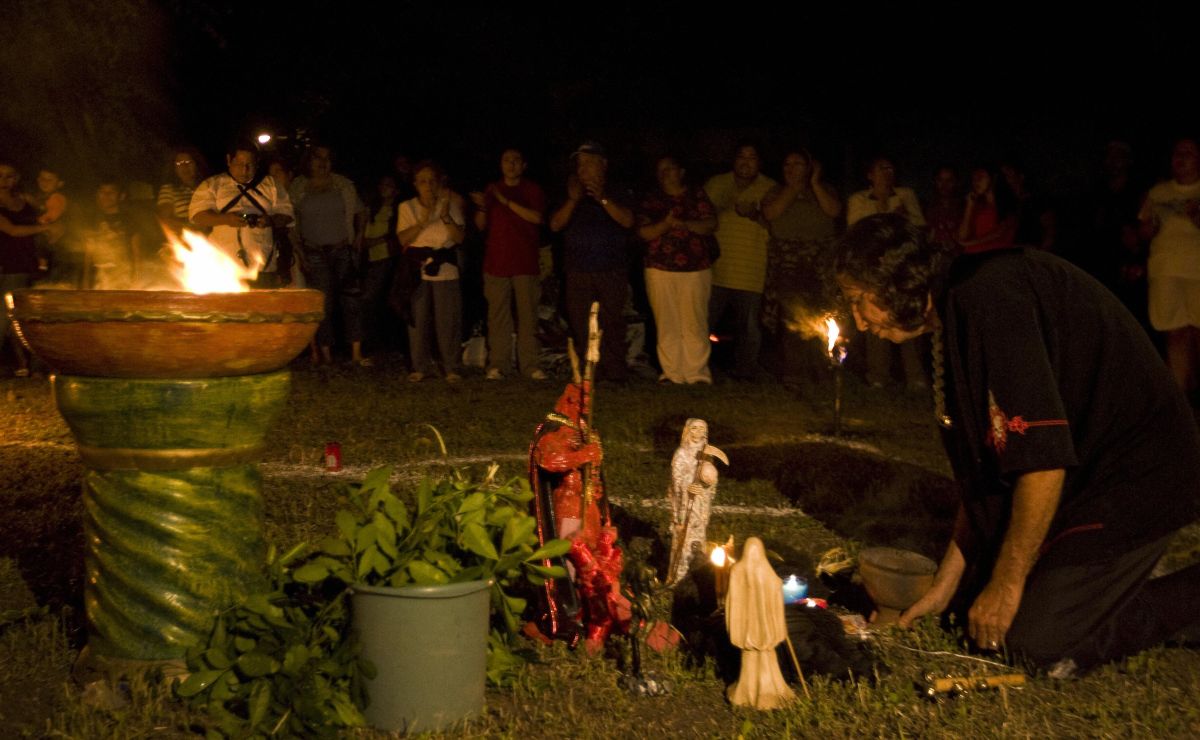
{"left": 638, "top": 186, "right": 717, "bottom": 272}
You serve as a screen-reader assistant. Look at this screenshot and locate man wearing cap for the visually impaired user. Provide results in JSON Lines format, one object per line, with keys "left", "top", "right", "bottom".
{"left": 549, "top": 141, "right": 635, "bottom": 381}
{"left": 704, "top": 143, "right": 776, "bottom": 380}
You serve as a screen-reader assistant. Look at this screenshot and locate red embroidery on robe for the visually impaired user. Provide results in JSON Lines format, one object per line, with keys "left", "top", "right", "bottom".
{"left": 985, "top": 390, "right": 1069, "bottom": 453}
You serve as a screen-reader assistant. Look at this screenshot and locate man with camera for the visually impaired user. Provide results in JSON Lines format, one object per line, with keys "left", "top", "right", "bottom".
{"left": 190, "top": 138, "right": 294, "bottom": 286}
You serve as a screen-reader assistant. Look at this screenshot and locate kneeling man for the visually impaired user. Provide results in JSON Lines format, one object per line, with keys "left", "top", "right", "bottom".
{"left": 837, "top": 213, "right": 1200, "bottom": 676}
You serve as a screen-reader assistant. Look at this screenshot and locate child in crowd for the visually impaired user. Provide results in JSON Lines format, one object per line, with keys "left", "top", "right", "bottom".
{"left": 32, "top": 167, "right": 69, "bottom": 277}
{"left": 35, "top": 168, "right": 68, "bottom": 226}
{"left": 82, "top": 179, "right": 141, "bottom": 289}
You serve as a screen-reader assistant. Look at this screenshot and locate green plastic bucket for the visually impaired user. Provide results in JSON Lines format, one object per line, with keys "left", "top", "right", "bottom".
{"left": 352, "top": 580, "right": 491, "bottom": 733}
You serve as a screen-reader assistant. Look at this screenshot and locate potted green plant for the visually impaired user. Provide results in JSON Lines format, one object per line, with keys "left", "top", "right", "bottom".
{"left": 293, "top": 459, "right": 570, "bottom": 733}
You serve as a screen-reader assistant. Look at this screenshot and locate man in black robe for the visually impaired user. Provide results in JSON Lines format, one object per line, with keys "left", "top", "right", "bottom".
{"left": 836, "top": 213, "right": 1200, "bottom": 676}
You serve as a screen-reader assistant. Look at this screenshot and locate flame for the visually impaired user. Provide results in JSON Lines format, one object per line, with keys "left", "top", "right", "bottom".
{"left": 710, "top": 546, "right": 726, "bottom": 568}
{"left": 166, "top": 229, "right": 257, "bottom": 293}
{"left": 825, "top": 317, "right": 840, "bottom": 354}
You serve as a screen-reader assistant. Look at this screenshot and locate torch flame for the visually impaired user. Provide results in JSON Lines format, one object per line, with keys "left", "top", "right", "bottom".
{"left": 166, "top": 229, "right": 257, "bottom": 293}
{"left": 825, "top": 317, "right": 840, "bottom": 354}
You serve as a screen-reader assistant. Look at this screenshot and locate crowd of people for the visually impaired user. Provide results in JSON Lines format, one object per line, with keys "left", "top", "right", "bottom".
{"left": 2, "top": 134, "right": 1198, "bottom": 394}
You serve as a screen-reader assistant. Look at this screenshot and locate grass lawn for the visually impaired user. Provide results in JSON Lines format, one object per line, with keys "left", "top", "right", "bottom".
{"left": 2, "top": 355, "right": 1198, "bottom": 738}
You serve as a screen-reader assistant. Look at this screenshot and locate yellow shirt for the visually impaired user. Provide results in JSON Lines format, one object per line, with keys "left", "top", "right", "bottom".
{"left": 704, "top": 172, "right": 776, "bottom": 292}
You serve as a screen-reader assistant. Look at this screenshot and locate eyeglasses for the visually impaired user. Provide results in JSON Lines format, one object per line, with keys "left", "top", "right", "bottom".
{"left": 175, "top": 160, "right": 195, "bottom": 166}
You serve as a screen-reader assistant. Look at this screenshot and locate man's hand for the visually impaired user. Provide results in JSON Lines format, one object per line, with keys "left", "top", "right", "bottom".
{"left": 584, "top": 177, "right": 606, "bottom": 201}
{"left": 810, "top": 160, "right": 824, "bottom": 188}
{"left": 468, "top": 191, "right": 487, "bottom": 209}
{"left": 566, "top": 174, "right": 584, "bottom": 202}
{"left": 896, "top": 575, "right": 956, "bottom": 627}
{"left": 968, "top": 577, "right": 1023, "bottom": 650}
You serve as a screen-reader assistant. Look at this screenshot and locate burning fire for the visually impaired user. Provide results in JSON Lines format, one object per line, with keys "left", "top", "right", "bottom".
{"left": 166, "top": 229, "right": 257, "bottom": 293}
{"left": 825, "top": 317, "right": 839, "bottom": 354}
{"left": 824, "top": 316, "right": 848, "bottom": 365}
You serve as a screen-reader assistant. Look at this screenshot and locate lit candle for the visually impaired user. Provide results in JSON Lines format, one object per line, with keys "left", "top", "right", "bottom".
{"left": 711, "top": 546, "right": 729, "bottom": 605}
{"left": 782, "top": 574, "right": 808, "bottom": 604}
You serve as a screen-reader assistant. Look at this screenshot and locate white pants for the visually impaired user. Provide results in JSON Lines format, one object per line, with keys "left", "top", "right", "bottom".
{"left": 645, "top": 267, "right": 712, "bottom": 383}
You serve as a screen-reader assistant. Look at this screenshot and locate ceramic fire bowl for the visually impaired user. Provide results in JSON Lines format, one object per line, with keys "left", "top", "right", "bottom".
{"left": 8, "top": 289, "right": 323, "bottom": 378}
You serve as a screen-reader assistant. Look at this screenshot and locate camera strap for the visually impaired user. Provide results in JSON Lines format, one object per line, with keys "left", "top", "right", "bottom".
{"left": 218, "top": 171, "right": 270, "bottom": 216}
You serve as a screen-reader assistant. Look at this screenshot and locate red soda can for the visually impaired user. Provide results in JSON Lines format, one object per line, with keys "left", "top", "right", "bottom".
{"left": 324, "top": 442, "right": 342, "bottom": 472}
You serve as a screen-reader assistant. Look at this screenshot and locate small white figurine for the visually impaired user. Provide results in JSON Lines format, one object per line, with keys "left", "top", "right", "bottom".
{"left": 666, "top": 419, "right": 728, "bottom": 585}
{"left": 725, "top": 536, "right": 795, "bottom": 710}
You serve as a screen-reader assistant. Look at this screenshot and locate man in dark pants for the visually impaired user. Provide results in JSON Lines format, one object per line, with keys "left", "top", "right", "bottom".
{"left": 837, "top": 213, "right": 1200, "bottom": 677}
{"left": 550, "top": 141, "right": 635, "bottom": 381}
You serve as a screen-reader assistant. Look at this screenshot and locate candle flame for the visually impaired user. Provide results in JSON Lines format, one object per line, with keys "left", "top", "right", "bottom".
{"left": 166, "top": 229, "right": 256, "bottom": 293}
{"left": 710, "top": 546, "right": 726, "bottom": 567}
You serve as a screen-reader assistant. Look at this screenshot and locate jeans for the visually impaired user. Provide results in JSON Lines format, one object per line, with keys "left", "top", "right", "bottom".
{"left": 302, "top": 243, "right": 362, "bottom": 347}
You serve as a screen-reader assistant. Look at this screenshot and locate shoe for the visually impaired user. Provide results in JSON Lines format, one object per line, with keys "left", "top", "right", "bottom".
{"left": 445, "top": 372, "right": 462, "bottom": 384}
{"left": 354, "top": 357, "right": 374, "bottom": 368}
{"left": 14, "top": 368, "right": 30, "bottom": 378}
{"left": 485, "top": 368, "right": 503, "bottom": 381}
{"left": 658, "top": 375, "right": 673, "bottom": 385}
{"left": 408, "top": 372, "right": 424, "bottom": 383}
{"left": 529, "top": 369, "right": 547, "bottom": 381}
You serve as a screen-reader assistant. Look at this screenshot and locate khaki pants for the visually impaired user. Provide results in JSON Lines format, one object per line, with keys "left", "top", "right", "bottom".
{"left": 484, "top": 273, "right": 540, "bottom": 376}
{"left": 645, "top": 267, "right": 712, "bottom": 383}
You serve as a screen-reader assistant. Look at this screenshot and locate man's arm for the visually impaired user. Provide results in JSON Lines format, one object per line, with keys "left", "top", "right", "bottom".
{"left": 967, "top": 468, "right": 1063, "bottom": 649}
{"left": 898, "top": 504, "right": 969, "bottom": 626}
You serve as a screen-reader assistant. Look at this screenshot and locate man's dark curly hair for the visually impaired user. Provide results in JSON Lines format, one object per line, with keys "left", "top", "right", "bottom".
{"left": 835, "top": 213, "right": 954, "bottom": 331}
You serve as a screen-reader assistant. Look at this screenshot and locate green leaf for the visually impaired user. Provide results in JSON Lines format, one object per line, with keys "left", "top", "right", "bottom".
{"left": 362, "top": 465, "right": 393, "bottom": 493}
{"left": 527, "top": 563, "right": 564, "bottom": 578}
{"left": 233, "top": 635, "right": 256, "bottom": 654}
{"left": 417, "top": 477, "right": 433, "bottom": 515}
{"left": 486, "top": 505, "right": 516, "bottom": 527}
{"left": 462, "top": 522, "right": 500, "bottom": 561}
{"left": 501, "top": 515, "right": 536, "bottom": 553}
{"left": 236, "top": 651, "right": 279, "bottom": 678}
{"left": 335, "top": 510, "right": 358, "bottom": 541}
{"left": 355, "top": 521, "right": 378, "bottom": 554}
{"left": 408, "top": 560, "right": 449, "bottom": 584}
{"left": 383, "top": 495, "right": 409, "bottom": 530}
{"left": 201, "top": 648, "right": 233, "bottom": 670}
{"left": 373, "top": 513, "right": 398, "bottom": 558}
{"left": 504, "top": 594, "right": 527, "bottom": 615}
{"left": 356, "top": 545, "right": 381, "bottom": 581}
{"left": 247, "top": 681, "right": 271, "bottom": 728}
{"left": 458, "top": 491, "right": 486, "bottom": 514}
{"left": 529, "top": 538, "right": 571, "bottom": 561}
{"left": 292, "top": 561, "right": 331, "bottom": 584}
{"left": 175, "top": 669, "right": 227, "bottom": 697}
{"left": 320, "top": 537, "right": 352, "bottom": 557}
{"left": 282, "top": 645, "right": 310, "bottom": 675}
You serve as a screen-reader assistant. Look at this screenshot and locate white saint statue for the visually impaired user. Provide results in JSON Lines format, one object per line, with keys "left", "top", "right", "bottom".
{"left": 666, "top": 418, "right": 727, "bottom": 585}
{"left": 725, "top": 536, "right": 795, "bottom": 710}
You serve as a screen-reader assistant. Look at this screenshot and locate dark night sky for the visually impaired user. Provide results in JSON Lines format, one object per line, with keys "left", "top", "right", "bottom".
{"left": 161, "top": 4, "right": 1198, "bottom": 193}
{"left": 5, "top": 2, "right": 1198, "bottom": 195}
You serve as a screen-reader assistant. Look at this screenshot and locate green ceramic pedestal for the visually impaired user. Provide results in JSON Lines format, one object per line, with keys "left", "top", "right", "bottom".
{"left": 54, "top": 371, "right": 291, "bottom": 663}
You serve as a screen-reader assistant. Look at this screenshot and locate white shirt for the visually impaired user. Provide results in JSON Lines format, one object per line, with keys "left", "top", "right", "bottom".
{"left": 1141, "top": 180, "right": 1200, "bottom": 280}
{"left": 396, "top": 196, "right": 465, "bottom": 281}
{"left": 846, "top": 187, "right": 926, "bottom": 227}
{"left": 189, "top": 173, "right": 294, "bottom": 272}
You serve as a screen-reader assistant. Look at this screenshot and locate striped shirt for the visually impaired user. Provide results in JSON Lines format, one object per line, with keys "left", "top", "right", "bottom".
{"left": 704, "top": 172, "right": 776, "bottom": 293}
